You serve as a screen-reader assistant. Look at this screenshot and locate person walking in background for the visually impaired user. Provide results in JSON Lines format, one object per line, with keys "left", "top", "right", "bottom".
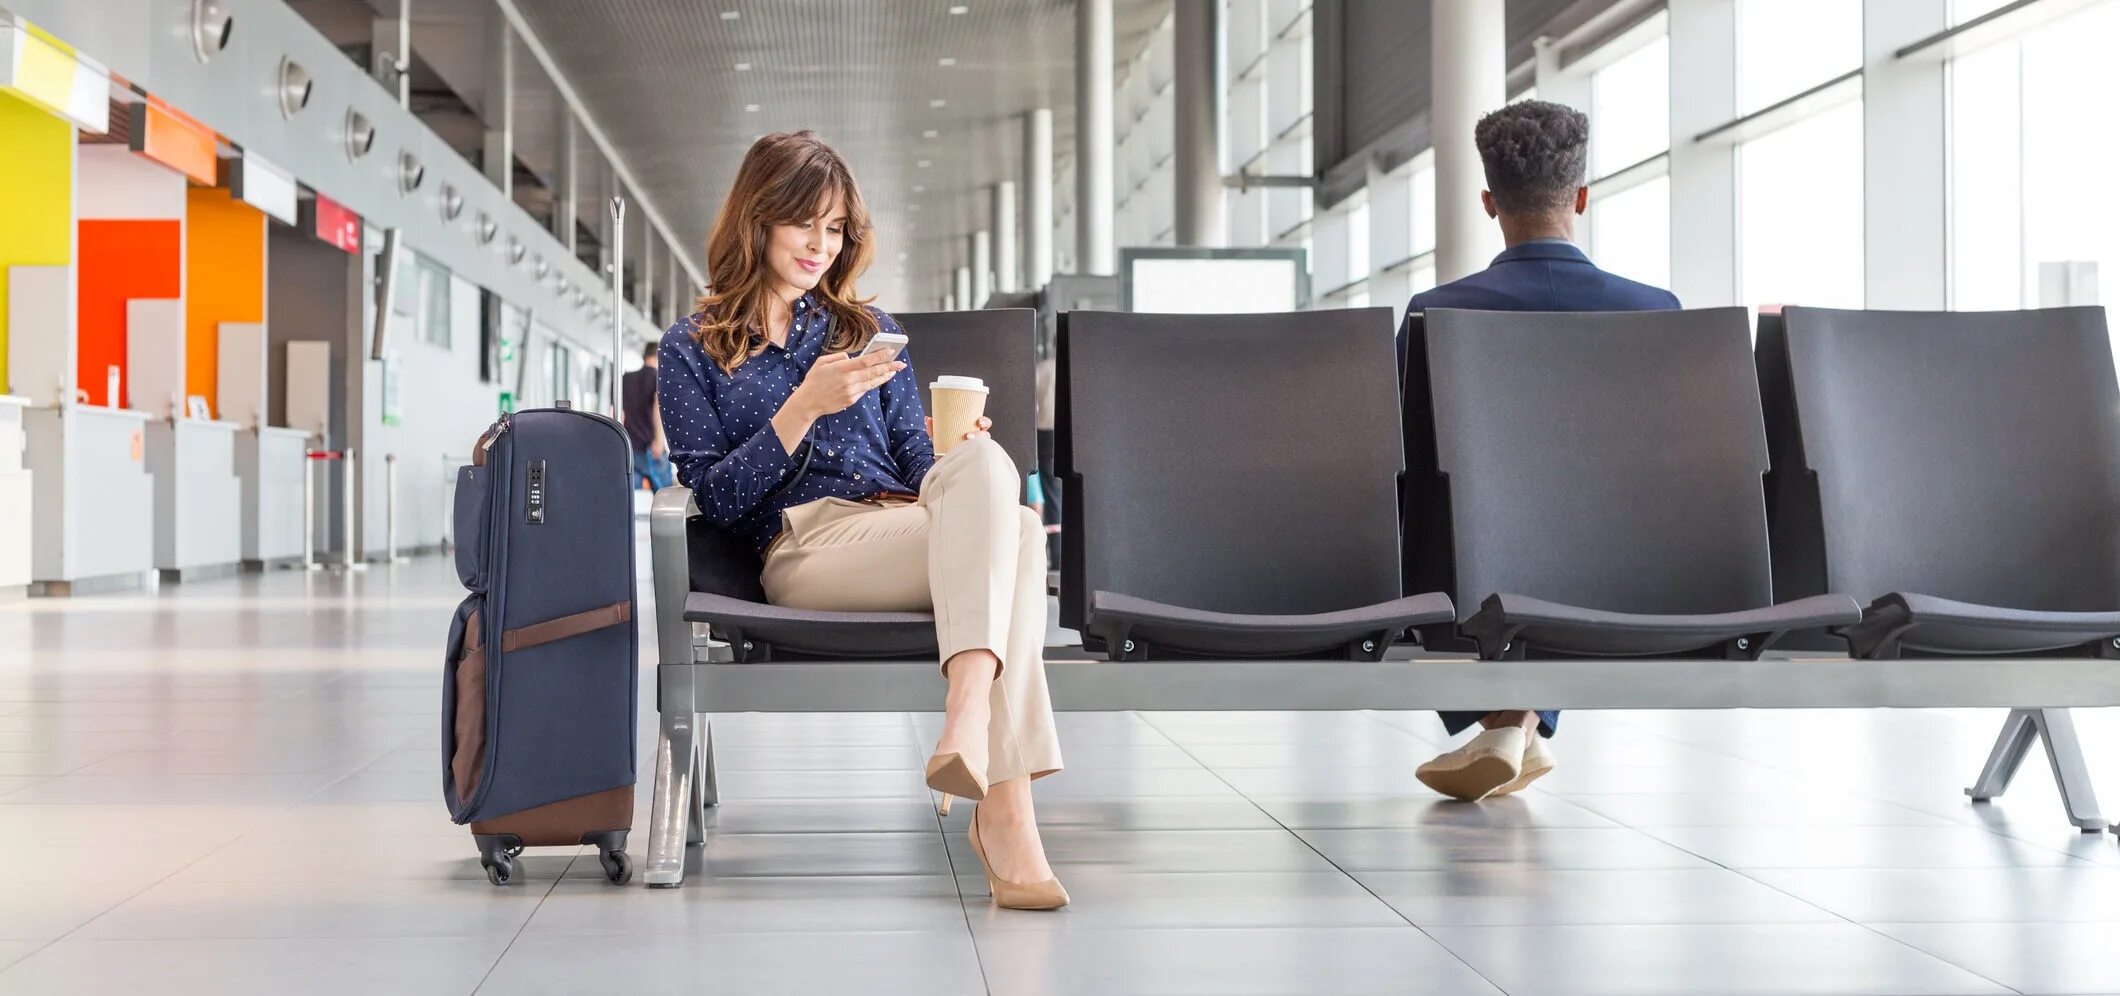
{"left": 623, "top": 342, "right": 672, "bottom": 491}
{"left": 1403, "top": 100, "right": 1681, "bottom": 803}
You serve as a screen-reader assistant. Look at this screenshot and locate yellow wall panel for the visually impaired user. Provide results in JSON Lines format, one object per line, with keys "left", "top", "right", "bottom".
{"left": 0, "top": 90, "right": 74, "bottom": 396}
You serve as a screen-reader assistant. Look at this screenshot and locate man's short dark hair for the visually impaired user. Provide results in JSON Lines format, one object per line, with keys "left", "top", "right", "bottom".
{"left": 642, "top": 341, "right": 659, "bottom": 360}
{"left": 1474, "top": 100, "right": 1590, "bottom": 215}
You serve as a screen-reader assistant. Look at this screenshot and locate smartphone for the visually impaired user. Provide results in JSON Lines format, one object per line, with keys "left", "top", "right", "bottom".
{"left": 858, "top": 331, "right": 909, "bottom": 361}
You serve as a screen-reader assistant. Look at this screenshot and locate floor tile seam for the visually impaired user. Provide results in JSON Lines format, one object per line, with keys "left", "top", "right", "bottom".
{"left": 1620, "top": 821, "right": 2119, "bottom": 870}
{"left": 470, "top": 842, "right": 576, "bottom": 996}
{"left": 910, "top": 710, "right": 995, "bottom": 996}
{"left": 1712, "top": 862, "right": 2034, "bottom": 995}
{"left": 1130, "top": 710, "right": 1512, "bottom": 996}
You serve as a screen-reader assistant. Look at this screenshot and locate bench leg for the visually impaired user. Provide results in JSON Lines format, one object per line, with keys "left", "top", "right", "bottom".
{"left": 1966, "top": 708, "right": 2104, "bottom": 832}
{"left": 643, "top": 707, "right": 701, "bottom": 888}
{"left": 686, "top": 717, "right": 716, "bottom": 846}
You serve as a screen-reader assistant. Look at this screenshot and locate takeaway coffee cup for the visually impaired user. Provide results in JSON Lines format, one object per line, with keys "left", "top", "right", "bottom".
{"left": 929, "top": 375, "right": 989, "bottom": 455}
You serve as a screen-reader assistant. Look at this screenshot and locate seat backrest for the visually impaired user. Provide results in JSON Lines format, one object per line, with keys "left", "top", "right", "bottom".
{"left": 1765, "top": 306, "right": 2120, "bottom": 609}
{"left": 896, "top": 309, "right": 1038, "bottom": 475}
{"left": 1418, "top": 307, "right": 1775, "bottom": 616}
{"left": 1057, "top": 308, "right": 1406, "bottom": 630}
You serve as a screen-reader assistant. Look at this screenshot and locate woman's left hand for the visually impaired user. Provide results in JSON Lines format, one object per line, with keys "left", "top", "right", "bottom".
{"left": 924, "top": 416, "right": 993, "bottom": 441}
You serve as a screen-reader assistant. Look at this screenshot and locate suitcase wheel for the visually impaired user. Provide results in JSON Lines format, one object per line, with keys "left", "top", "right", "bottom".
{"left": 475, "top": 834, "right": 524, "bottom": 887}
{"left": 598, "top": 847, "right": 632, "bottom": 886}
{"left": 584, "top": 830, "right": 632, "bottom": 886}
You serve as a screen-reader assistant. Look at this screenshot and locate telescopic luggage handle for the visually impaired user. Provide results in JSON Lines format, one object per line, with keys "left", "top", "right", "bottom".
{"left": 609, "top": 196, "right": 626, "bottom": 423}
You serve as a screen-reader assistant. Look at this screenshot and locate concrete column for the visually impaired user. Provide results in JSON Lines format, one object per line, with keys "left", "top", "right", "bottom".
{"left": 1024, "top": 109, "right": 1055, "bottom": 288}
{"left": 1174, "top": 0, "right": 1225, "bottom": 246}
{"left": 970, "top": 231, "right": 992, "bottom": 307}
{"left": 1431, "top": 0, "right": 1505, "bottom": 283}
{"left": 481, "top": 15, "right": 514, "bottom": 198}
{"left": 992, "top": 183, "right": 1019, "bottom": 293}
{"left": 1864, "top": 0, "right": 1949, "bottom": 309}
{"left": 1668, "top": 0, "right": 1739, "bottom": 306}
{"left": 1076, "top": 0, "right": 1116, "bottom": 274}
{"left": 953, "top": 266, "right": 972, "bottom": 311}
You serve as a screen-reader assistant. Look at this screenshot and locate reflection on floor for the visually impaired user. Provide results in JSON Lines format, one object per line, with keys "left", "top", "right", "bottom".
{"left": 2, "top": 555, "right": 2119, "bottom": 995}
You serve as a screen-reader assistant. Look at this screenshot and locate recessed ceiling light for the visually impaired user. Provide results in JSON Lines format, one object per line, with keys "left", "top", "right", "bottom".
{"left": 897, "top": 252, "right": 909, "bottom": 261}
{"left": 720, "top": 10, "right": 739, "bottom": 20}
{"left": 937, "top": 57, "right": 956, "bottom": 66}
{"left": 948, "top": 4, "right": 968, "bottom": 13}
{"left": 912, "top": 185, "right": 926, "bottom": 193}
{"left": 922, "top": 129, "right": 938, "bottom": 139}
{"left": 744, "top": 103, "right": 760, "bottom": 112}
{"left": 929, "top": 99, "right": 947, "bottom": 108}
{"left": 916, "top": 159, "right": 932, "bottom": 168}
{"left": 734, "top": 62, "right": 751, "bottom": 71}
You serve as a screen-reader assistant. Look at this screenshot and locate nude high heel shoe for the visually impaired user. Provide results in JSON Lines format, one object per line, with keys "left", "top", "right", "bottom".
{"left": 925, "top": 750, "right": 989, "bottom": 803}
{"left": 967, "top": 803, "right": 1069, "bottom": 911}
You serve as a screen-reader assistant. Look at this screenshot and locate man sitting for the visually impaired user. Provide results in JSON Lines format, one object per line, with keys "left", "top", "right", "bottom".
{"left": 1404, "top": 100, "right": 1680, "bottom": 802}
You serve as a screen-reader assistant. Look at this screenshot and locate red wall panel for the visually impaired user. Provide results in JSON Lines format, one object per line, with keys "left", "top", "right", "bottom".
{"left": 78, "top": 219, "right": 182, "bottom": 407}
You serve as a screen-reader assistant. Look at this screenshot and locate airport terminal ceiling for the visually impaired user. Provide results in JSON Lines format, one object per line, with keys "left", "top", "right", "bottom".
{"left": 507, "top": 0, "right": 1170, "bottom": 300}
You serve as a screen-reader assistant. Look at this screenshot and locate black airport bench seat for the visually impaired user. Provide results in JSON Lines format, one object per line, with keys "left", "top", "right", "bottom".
{"left": 1057, "top": 308, "right": 1456, "bottom": 661}
{"left": 1402, "top": 307, "right": 1862, "bottom": 661}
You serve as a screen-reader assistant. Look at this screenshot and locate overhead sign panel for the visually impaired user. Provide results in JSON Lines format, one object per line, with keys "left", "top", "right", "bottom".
{"left": 230, "top": 152, "right": 298, "bottom": 226}
{"left": 0, "top": 15, "right": 110, "bottom": 133}
{"left": 132, "top": 98, "right": 217, "bottom": 186}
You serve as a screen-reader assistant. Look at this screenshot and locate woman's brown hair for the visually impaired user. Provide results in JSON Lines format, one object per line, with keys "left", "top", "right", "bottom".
{"left": 690, "top": 131, "right": 880, "bottom": 373}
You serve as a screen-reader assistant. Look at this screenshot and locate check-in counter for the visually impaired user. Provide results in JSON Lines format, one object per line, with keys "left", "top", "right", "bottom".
{"left": 0, "top": 396, "right": 30, "bottom": 594}
{"left": 145, "top": 417, "right": 244, "bottom": 582}
{"left": 237, "top": 426, "right": 311, "bottom": 567}
{"left": 24, "top": 405, "right": 155, "bottom": 594}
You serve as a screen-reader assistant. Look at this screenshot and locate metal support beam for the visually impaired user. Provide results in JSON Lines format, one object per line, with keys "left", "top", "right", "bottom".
{"left": 490, "top": 0, "right": 707, "bottom": 288}
{"left": 480, "top": 14, "right": 514, "bottom": 198}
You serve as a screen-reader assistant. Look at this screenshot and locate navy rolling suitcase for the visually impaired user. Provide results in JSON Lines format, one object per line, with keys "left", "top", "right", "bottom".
{"left": 445, "top": 404, "right": 638, "bottom": 886}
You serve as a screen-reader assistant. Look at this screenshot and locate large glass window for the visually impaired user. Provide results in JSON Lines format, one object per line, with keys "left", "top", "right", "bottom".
{"left": 1737, "top": 0, "right": 1861, "bottom": 113}
{"left": 1591, "top": 175, "right": 1672, "bottom": 290}
{"left": 1949, "top": 1, "right": 2120, "bottom": 313}
{"left": 1590, "top": 32, "right": 1669, "bottom": 175}
{"left": 1739, "top": 99, "right": 1865, "bottom": 309}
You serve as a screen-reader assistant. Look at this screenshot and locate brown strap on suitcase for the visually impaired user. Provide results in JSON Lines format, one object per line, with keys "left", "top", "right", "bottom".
{"left": 499, "top": 601, "right": 632, "bottom": 653}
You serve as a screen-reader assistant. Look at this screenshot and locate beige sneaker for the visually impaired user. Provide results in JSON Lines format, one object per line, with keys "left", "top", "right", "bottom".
{"left": 1486, "top": 733, "right": 1554, "bottom": 797}
{"left": 1416, "top": 727, "right": 1528, "bottom": 801}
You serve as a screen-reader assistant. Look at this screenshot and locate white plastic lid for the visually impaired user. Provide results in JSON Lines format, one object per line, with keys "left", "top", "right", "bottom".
{"left": 930, "top": 375, "right": 987, "bottom": 392}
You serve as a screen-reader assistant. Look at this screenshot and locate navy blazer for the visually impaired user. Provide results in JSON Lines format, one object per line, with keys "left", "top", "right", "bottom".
{"left": 1405, "top": 240, "right": 1681, "bottom": 314}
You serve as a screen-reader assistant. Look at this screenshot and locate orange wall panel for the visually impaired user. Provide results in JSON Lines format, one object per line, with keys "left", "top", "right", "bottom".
{"left": 78, "top": 220, "right": 182, "bottom": 408}
{"left": 184, "top": 188, "right": 266, "bottom": 415}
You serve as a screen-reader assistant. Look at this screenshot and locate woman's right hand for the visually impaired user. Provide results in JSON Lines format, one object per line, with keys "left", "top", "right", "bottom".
{"left": 786, "top": 350, "right": 905, "bottom": 422}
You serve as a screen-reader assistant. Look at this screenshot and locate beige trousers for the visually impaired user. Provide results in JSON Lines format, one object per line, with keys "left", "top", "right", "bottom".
{"left": 760, "top": 438, "right": 1063, "bottom": 783}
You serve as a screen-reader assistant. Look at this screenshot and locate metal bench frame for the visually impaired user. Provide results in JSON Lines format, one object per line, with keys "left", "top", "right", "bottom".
{"left": 642, "top": 487, "right": 2116, "bottom": 887}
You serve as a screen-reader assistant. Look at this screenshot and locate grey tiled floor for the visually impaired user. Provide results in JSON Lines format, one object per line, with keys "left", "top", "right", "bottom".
{"left": 4, "top": 556, "right": 2120, "bottom": 994}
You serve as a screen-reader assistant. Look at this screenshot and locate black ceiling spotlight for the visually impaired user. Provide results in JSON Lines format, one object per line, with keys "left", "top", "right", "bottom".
{"left": 344, "top": 109, "right": 375, "bottom": 160}
{"left": 191, "top": 0, "right": 234, "bottom": 62}
{"left": 476, "top": 211, "right": 497, "bottom": 244}
{"left": 574, "top": 288, "right": 588, "bottom": 308}
{"left": 533, "top": 257, "right": 550, "bottom": 279}
{"left": 507, "top": 236, "right": 527, "bottom": 265}
{"left": 277, "top": 58, "right": 312, "bottom": 118}
{"left": 440, "top": 184, "right": 464, "bottom": 221}
{"left": 396, "top": 151, "right": 424, "bottom": 195}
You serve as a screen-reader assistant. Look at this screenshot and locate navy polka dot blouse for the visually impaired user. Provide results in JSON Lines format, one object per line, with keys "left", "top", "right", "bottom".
{"left": 656, "top": 292, "right": 934, "bottom": 554}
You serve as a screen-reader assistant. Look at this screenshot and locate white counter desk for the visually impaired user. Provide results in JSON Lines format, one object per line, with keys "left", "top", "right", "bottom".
{"left": 0, "top": 396, "right": 30, "bottom": 594}
{"left": 145, "top": 417, "right": 245, "bottom": 582}
{"left": 25, "top": 404, "right": 155, "bottom": 595}
{"left": 238, "top": 425, "right": 312, "bottom": 567}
